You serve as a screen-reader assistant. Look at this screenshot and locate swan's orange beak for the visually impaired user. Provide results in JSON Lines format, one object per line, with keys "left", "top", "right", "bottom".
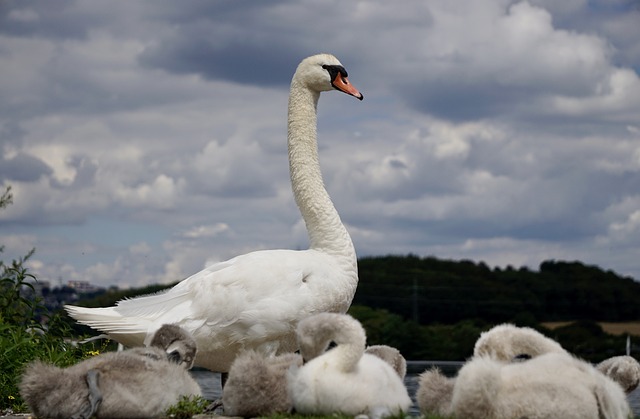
{"left": 332, "top": 74, "right": 364, "bottom": 101}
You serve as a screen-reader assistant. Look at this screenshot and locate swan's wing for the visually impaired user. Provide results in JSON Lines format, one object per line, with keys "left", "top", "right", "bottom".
{"left": 185, "top": 248, "right": 352, "bottom": 342}
{"left": 66, "top": 248, "right": 352, "bottom": 347}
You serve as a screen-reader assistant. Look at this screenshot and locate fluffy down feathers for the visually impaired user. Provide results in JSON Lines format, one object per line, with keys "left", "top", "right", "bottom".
{"left": 19, "top": 325, "right": 201, "bottom": 419}
{"left": 288, "top": 313, "right": 411, "bottom": 419}
{"left": 222, "top": 350, "right": 303, "bottom": 417}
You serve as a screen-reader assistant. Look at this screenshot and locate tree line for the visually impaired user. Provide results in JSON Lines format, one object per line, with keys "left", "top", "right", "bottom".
{"left": 354, "top": 254, "right": 640, "bottom": 325}
{"left": 65, "top": 254, "right": 640, "bottom": 362}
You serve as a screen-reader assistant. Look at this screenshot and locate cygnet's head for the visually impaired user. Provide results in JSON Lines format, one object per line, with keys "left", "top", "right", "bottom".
{"left": 597, "top": 355, "right": 640, "bottom": 394}
{"left": 149, "top": 324, "right": 197, "bottom": 369}
{"left": 365, "top": 345, "right": 407, "bottom": 379}
{"left": 296, "top": 313, "right": 366, "bottom": 362}
{"left": 474, "top": 323, "right": 565, "bottom": 361}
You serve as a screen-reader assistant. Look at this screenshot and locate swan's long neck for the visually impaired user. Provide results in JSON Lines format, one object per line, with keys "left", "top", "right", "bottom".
{"left": 287, "top": 80, "right": 356, "bottom": 262}
{"left": 299, "top": 314, "right": 365, "bottom": 372}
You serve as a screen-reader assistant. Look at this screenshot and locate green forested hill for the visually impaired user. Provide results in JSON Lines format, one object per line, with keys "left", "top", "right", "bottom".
{"left": 71, "top": 254, "right": 640, "bottom": 361}
{"left": 354, "top": 255, "right": 640, "bottom": 324}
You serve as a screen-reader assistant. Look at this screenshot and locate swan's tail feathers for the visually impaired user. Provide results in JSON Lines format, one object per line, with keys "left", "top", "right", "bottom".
{"left": 64, "top": 305, "right": 143, "bottom": 330}
{"left": 64, "top": 287, "right": 192, "bottom": 347}
{"left": 64, "top": 305, "right": 153, "bottom": 347}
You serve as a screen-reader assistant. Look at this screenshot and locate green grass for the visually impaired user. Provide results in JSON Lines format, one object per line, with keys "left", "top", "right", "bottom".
{"left": 0, "top": 249, "right": 108, "bottom": 414}
{"left": 165, "top": 395, "right": 210, "bottom": 418}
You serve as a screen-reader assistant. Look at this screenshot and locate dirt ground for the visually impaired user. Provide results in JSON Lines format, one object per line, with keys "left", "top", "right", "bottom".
{"left": 542, "top": 321, "right": 640, "bottom": 336}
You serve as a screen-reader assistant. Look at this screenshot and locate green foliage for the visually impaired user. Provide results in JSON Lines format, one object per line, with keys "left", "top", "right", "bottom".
{"left": 355, "top": 255, "right": 640, "bottom": 325}
{"left": 349, "top": 305, "right": 488, "bottom": 360}
{"left": 547, "top": 320, "right": 630, "bottom": 362}
{"left": 165, "top": 395, "right": 209, "bottom": 418}
{"left": 0, "top": 186, "right": 12, "bottom": 209}
{"left": 0, "top": 251, "right": 107, "bottom": 413}
{"left": 1, "top": 248, "right": 38, "bottom": 327}
{"left": 0, "top": 191, "right": 104, "bottom": 413}
{"left": 264, "top": 414, "right": 381, "bottom": 419}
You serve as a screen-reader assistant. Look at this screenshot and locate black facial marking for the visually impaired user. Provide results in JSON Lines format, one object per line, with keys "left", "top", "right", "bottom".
{"left": 322, "top": 64, "right": 348, "bottom": 81}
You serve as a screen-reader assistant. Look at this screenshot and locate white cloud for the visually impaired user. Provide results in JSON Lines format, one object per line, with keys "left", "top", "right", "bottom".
{"left": 1, "top": 0, "right": 640, "bottom": 288}
{"left": 182, "top": 223, "right": 231, "bottom": 239}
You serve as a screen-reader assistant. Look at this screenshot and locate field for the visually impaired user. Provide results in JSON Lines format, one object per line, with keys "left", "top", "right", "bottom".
{"left": 542, "top": 321, "right": 640, "bottom": 336}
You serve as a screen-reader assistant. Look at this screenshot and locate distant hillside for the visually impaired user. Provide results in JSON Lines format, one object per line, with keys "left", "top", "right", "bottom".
{"left": 74, "top": 254, "right": 640, "bottom": 326}
{"left": 354, "top": 255, "right": 640, "bottom": 325}
{"left": 70, "top": 254, "right": 640, "bottom": 361}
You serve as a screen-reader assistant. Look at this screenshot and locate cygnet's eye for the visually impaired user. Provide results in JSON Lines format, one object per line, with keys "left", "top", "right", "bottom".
{"left": 167, "top": 350, "right": 181, "bottom": 364}
{"left": 512, "top": 353, "right": 532, "bottom": 362}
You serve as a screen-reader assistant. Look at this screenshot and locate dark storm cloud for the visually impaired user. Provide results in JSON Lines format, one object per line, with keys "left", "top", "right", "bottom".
{"left": 137, "top": 0, "right": 309, "bottom": 87}
{"left": 406, "top": 82, "right": 528, "bottom": 122}
{"left": 0, "top": 152, "right": 52, "bottom": 182}
{"left": 0, "top": 0, "right": 106, "bottom": 39}
{"left": 139, "top": 40, "right": 304, "bottom": 87}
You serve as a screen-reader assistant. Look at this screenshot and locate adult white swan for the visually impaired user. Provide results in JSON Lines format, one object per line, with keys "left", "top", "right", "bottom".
{"left": 65, "top": 53, "right": 363, "bottom": 374}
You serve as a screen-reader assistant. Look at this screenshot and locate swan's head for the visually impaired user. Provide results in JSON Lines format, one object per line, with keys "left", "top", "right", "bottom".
{"left": 149, "top": 324, "right": 198, "bottom": 369}
{"left": 293, "top": 53, "right": 363, "bottom": 100}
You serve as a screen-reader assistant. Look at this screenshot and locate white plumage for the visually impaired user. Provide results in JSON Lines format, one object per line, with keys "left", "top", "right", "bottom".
{"left": 288, "top": 313, "right": 412, "bottom": 419}
{"left": 473, "top": 323, "right": 566, "bottom": 361}
{"left": 65, "top": 53, "right": 363, "bottom": 373}
{"left": 418, "top": 323, "right": 634, "bottom": 418}
{"left": 452, "top": 353, "right": 630, "bottom": 419}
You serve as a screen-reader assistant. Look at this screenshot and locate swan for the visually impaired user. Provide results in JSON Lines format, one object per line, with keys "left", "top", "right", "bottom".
{"left": 19, "top": 324, "right": 201, "bottom": 419}
{"left": 288, "top": 313, "right": 412, "bottom": 419}
{"left": 64, "top": 53, "right": 363, "bottom": 375}
{"left": 148, "top": 323, "right": 198, "bottom": 369}
{"left": 597, "top": 355, "right": 640, "bottom": 394}
{"left": 417, "top": 323, "right": 636, "bottom": 418}
{"left": 365, "top": 344, "right": 407, "bottom": 379}
{"left": 450, "top": 353, "right": 631, "bottom": 419}
{"left": 416, "top": 367, "right": 455, "bottom": 417}
{"left": 476, "top": 324, "right": 640, "bottom": 393}
{"left": 222, "top": 350, "right": 303, "bottom": 417}
{"left": 473, "top": 323, "right": 566, "bottom": 361}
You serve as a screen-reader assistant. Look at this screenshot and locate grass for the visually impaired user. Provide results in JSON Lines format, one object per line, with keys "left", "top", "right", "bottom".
{"left": 165, "top": 395, "right": 210, "bottom": 418}
{"left": 0, "top": 250, "right": 109, "bottom": 414}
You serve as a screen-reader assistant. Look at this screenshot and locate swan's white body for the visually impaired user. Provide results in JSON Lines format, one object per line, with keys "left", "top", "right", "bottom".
{"left": 475, "top": 324, "right": 640, "bottom": 393}
{"left": 452, "top": 353, "right": 630, "bottom": 419}
{"left": 65, "top": 54, "right": 363, "bottom": 373}
{"left": 418, "top": 323, "right": 634, "bottom": 418}
{"left": 288, "top": 313, "right": 412, "bottom": 419}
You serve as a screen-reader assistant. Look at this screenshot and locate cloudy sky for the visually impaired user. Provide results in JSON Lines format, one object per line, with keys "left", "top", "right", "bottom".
{"left": 1, "top": 0, "right": 640, "bottom": 289}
